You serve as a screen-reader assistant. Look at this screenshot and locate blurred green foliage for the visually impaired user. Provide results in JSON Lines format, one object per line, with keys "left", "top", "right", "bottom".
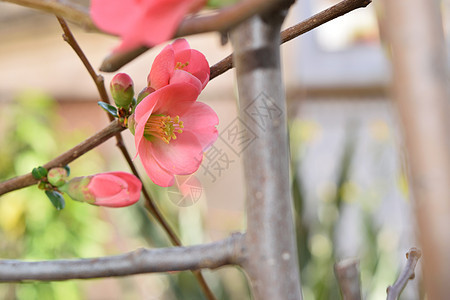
{"left": 0, "top": 91, "right": 111, "bottom": 299}
{"left": 0, "top": 90, "right": 417, "bottom": 299}
{"left": 0, "top": 91, "right": 246, "bottom": 299}
{"left": 289, "top": 118, "right": 418, "bottom": 300}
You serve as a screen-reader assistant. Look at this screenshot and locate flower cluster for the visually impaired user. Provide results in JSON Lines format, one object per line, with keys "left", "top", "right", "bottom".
{"left": 132, "top": 39, "right": 218, "bottom": 187}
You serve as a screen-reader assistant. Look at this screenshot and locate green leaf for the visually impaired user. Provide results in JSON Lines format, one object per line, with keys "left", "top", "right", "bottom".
{"left": 98, "top": 101, "right": 118, "bottom": 117}
{"left": 45, "top": 190, "right": 65, "bottom": 210}
{"left": 32, "top": 166, "right": 48, "bottom": 180}
{"left": 63, "top": 165, "right": 70, "bottom": 177}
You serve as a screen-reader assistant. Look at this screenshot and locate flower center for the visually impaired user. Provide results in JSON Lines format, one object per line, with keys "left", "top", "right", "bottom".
{"left": 144, "top": 114, "right": 184, "bottom": 144}
{"left": 175, "top": 61, "right": 189, "bottom": 70}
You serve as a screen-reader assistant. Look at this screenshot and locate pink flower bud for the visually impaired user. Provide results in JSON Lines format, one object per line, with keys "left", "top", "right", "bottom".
{"left": 60, "top": 172, "right": 142, "bottom": 207}
{"left": 110, "top": 73, "right": 134, "bottom": 108}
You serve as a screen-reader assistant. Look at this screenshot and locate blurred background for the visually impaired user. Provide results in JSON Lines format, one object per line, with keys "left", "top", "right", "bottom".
{"left": 1, "top": 0, "right": 448, "bottom": 299}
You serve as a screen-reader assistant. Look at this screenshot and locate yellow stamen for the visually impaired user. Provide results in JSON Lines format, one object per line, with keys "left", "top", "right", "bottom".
{"left": 175, "top": 61, "right": 189, "bottom": 70}
{"left": 144, "top": 114, "right": 184, "bottom": 144}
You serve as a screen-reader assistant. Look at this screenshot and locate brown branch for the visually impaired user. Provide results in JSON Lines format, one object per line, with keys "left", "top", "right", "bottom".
{"left": 210, "top": 0, "right": 371, "bottom": 80}
{"left": 0, "top": 233, "right": 244, "bottom": 282}
{"left": 334, "top": 258, "right": 362, "bottom": 300}
{"left": 176, "top": 0, "right": 286, "bottom": 37}
{"left": 386, "top": 248, "right": 422, "bottom": 300}
{"left": 0, "top": 121, "right": 125, "bottom": 196}
{"left": 57, "top": 17, "right": 110, "bottom": 105}
{"left": 1, "top": 0, "right": 97, "bottom": 31}
{"left": 57, "top": 18, "right": 217, "bottom": 300}
{"left": 280, "top": 0, "right": 371, "bottom": 43}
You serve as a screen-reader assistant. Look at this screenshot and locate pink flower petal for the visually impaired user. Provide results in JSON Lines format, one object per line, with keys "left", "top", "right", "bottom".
{"left": 97, "top": 0, "right": 205, "bottom": 52}
{"left": 169, "top": 70, "right": 203, "bottom": 93}
{"left": 90, "top": 0, "right": 143, "bottom": 36}
{"left": 94, "top": 189, "right": 131, "bottom": 207}
{"left": 89, "top": 174, "right": 127, "bottom": 198}
{"left": 88, "top": 172, "right": 142, "bottom": 207}
{"left": 152, "top": 82, "right": 200, "bottom": 115}
{"left": 134, "top": 94, "right": 159, "bottom": 158}
{"left": 139, "top": 140, "right": 175, "bottom": 187}
{"left": 150, "top": 131, "right": 203, "bottom": 175}
{"left": 108, "top": 172, "right": 142, "bottom": 203}
{"left": 185, "top": 127, "right": 218, "bottom": 152}
{"left": 178, "top": 102, "right": 219, "bottom": 130}
{"left": 147, "top": 44, "right": 175, "bottom": 90}
{"left": 175, "top": 49, "right": 210, "bottom": 89}
{"left": 174, "top": 102, "right": 219, "bottom": 151}
{"left": 171, "top": 38, "right": 191, "bottom": 52}
{"left": 173, "top": 102, "right": 219, "bottom": 149}
{"left": 147, "top": 39, "right": 209, "bottom": 91}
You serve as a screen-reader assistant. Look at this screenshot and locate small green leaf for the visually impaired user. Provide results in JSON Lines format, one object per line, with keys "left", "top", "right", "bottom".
{"left": 45, "top": 190, "right": 65, "bottom": 210}
{"left": 63, "top": 165, "right": 70, "bottom": 177}
{"left": 32, "top": 166, "right": 48, "bottom": 180}
{"left": 98, "top": 101, "right": 118, "bottom": 117}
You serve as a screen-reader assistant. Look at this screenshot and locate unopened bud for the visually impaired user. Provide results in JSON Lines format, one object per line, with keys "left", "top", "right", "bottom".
{"left": 110, "top": 73, "right": 134, "bottom": 108}
{"left": 59, "top": 172, "right": 142, "bottom": 207}
{"left": 59, "top": 176, "right": 94, "bottom": 204}
{"left": 47, "top": 167, "right": 69, "bottom": 187}
{"left": 128, "top": 113, "right": 136, "bottom": 135}
{"left": 136, "top": 86, "right": 155, "bottom": 105}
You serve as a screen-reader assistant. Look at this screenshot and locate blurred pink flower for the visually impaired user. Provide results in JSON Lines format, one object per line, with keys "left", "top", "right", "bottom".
{"left": 133, "top": 81, "right": 218, "bottom": 187}
{"left": 148, "top": 39, "right": 210, "bottom": 91}
{"left": 90, "top": 0, "right": 206, "bottom": 52}
{"left": 61, "top": 172, "right": 142, "bottom": 207}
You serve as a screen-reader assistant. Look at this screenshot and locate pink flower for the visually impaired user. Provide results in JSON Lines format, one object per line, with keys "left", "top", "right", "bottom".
{"left": 148, "top": 39, "right": 210, "bottom": 92}
{"left": 133, "top": 81, "right": 218, "bottom": 187}
{"left": 90, "top": 0, "right": 206, "bottom": 52}
{"left": 60, "top": 172, "right": 142, "bottom": 207}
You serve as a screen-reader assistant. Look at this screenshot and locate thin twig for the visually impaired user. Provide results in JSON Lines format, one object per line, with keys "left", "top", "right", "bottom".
{"left": 0, "top": 121, "right": 125, "bottom": 196}
{"left": 57, "top": 17, "right": 217, "bottom": 300}
{"left": 210, "top": 0, "right": 371, "bottom": 80}
{"left": 334, "top": 258, "right": 362, "bottom": 300}
{"left": 386, "top": 248, "right": 422, "bottom": 300}
{"left": 0, "top": 233, "right": 244, "bottom": 282}
{"left": 280, "top": 0, "right": 371, "bottom": 43}
{"left": 57, "top": 17, "right": 110, "bottom": 105}
{"left": 113, "top": 139, "right": 181, "bottom": 245}
{"left": 114, "top": 140, "right": 217, "bottom": 300}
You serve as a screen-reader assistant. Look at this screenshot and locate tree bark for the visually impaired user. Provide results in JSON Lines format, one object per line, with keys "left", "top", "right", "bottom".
{"left": 230, "top": 6, "right": 303, "bottom": 299}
